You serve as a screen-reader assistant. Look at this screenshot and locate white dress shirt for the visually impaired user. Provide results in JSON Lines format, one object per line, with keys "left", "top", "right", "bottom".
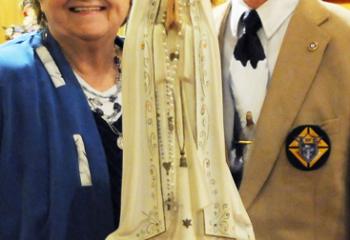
{"left": 223, "top": 0, "right": 300, "bottom": 127}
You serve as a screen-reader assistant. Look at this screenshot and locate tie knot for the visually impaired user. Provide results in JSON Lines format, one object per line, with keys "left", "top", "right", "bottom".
{"left": 242, "top": 10, "right": 262, "bottom": 34}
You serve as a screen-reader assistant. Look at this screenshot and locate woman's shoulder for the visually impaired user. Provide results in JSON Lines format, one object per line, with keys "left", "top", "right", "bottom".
{"left": 0, "top": 32, "right": 42, "bottom": 67}
{"left": 0, "top": 32, "right": 43, "bottom": 85}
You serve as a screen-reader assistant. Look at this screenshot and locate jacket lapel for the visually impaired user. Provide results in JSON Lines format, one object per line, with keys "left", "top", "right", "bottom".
{"left": 239, "top": 0, "right": 331, "bottom": 209}
{"left": 217, "top": 3, "right": 235, "bottom": 150}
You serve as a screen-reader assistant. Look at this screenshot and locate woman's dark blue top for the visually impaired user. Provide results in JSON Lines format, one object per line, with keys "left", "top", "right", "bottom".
{"left": 92, "top": 112, "right": 123, "bottom": 228}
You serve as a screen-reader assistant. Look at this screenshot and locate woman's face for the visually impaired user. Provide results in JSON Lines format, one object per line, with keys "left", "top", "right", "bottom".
{"left": 40, "top": 0, "right": 131, "bottom": 42}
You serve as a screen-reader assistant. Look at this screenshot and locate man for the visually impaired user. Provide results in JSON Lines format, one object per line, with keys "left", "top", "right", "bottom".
{"left": 215, "top": 0, "right": 350, "bottom": 239}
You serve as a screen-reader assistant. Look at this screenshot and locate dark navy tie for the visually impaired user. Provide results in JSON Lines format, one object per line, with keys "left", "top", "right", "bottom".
{"left": 234, "top": 10, "right": 265, "bottom": 69}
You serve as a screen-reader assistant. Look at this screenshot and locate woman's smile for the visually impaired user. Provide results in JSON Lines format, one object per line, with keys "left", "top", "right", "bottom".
{"left": 40, "top": 0, "right": 131, "bottom": 42}
{"left": 69, "top": 6, "right": 107, "bottom": 13}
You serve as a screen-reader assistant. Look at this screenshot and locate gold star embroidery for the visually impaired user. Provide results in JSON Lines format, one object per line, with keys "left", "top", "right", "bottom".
{"left": 182, "top": 218, "right": 192, "bottom": 228}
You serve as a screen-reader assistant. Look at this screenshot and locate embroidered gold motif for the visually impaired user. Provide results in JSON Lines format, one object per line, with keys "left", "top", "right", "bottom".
{"left": 182, "top": 219, "right": 192, "bottom": 228}
{"left": 136, "top": 210, "right": 163, "bottom": 238}
{"left": 135, "top": 2, "right": 167, "bottom": 238}
{"left": 162, "top": 162, "right": 172, "bottom": 175}
{"left": 288, "top": 127, "right": 329, "bottom": 168}
{"left": 209, "top": 203, "right": 231, "bottom": 235}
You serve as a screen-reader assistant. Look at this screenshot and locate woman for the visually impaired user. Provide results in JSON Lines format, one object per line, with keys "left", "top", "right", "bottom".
{"left": 0, "top": 0, "right": 130, "bottom": 239}
{"left": 108, "top": 0, "right": 255, "bottom": 239}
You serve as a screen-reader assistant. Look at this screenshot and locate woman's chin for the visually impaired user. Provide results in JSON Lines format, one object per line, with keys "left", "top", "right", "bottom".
{"left": 73, "top": 30, "right": 116, "bottom": 42}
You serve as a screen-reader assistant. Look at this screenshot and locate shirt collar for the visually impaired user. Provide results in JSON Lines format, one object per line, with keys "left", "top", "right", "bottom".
{"left": 230, "top": 0, "right": 249, "bottom": 38}
{"left": 257, "top": 0, "right": 299, "bottom": 39}
{"left": 230, "top": 0, "right": 300, "bottom": 39}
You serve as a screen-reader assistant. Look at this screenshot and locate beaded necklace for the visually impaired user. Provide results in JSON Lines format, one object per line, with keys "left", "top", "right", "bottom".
{"left": 76, "top": 51, "right": 123, "bottom": 150}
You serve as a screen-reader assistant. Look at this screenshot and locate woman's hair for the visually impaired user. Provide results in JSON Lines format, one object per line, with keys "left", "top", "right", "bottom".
{"left": 24, "top": 0, "right": 46, "bottom": 27}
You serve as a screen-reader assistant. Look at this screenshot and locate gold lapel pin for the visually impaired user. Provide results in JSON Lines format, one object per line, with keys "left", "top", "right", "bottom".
{"left": 307, "top": 41, "right": 319, "bottom": 52}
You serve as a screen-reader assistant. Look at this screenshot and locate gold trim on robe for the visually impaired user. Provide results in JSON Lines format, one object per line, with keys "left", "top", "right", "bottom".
{"left": 107, "top": 0, "right": 255, "bottom": 239}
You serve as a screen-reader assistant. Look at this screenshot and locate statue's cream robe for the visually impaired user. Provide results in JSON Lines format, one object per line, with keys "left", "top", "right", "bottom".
{"left": 107, "top": 0, "right": 255, "bottom": 239}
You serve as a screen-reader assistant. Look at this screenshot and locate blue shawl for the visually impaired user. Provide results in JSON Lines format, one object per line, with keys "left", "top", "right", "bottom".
{"left": 0, "top": 31, "right": 116, "bottom": 240}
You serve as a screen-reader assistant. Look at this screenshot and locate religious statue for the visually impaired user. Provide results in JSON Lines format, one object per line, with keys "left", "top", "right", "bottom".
{"left": 107, "top": 0, "right": 255, "bottom": 239}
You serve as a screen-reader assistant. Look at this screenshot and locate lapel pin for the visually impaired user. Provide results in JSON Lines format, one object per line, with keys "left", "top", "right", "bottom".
{"left": 286, "top": 125, "right": 330, "bottom": 171}
{"left": 307, "top": 41, "right": 319, "bottom": 52}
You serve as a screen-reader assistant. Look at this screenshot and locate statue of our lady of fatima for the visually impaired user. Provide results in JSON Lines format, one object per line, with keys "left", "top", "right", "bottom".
{"left": 107, "top": 0, "right": 255, "bottom": 239}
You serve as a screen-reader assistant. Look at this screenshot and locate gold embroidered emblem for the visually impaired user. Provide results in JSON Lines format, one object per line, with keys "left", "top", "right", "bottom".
{"left": 182, "top": 219, "right": 192, "bottom": 228}
{"left": 288, "top": 127, "right": 329, "bottom": 168}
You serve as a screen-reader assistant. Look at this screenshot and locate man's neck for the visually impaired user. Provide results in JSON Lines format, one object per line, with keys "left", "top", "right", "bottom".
{"left": 243, "top": 0, "right": 267, "bottom": 9}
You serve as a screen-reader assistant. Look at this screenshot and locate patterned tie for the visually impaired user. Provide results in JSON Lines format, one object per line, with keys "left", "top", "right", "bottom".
{"left": 233, "top": 10, "right": 265, "bottom": 69}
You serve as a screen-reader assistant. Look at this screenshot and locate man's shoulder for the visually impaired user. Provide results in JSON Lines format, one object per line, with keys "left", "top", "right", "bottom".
{"left": 321, "top": 1, "right": 350, "bottom": 29}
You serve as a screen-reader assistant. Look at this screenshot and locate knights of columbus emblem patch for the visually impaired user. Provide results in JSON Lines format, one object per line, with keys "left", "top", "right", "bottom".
{"left": 286, "top": 125, "right": 331, "bottom": 171}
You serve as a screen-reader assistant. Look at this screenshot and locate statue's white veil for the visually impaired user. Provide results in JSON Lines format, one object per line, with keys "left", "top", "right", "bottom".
{"left": 107, "top": 0, "right": 255, "bottom": 239}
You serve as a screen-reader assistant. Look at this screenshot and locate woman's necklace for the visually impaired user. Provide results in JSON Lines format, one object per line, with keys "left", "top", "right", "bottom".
{"left": 110, "top": 55, "right": 123, "bottom": 150}
{"left": 107, "top": 119, "right": 123, "bottom": 150}
{"left": 77, "top": 49, "right": 123, "bottom": 150}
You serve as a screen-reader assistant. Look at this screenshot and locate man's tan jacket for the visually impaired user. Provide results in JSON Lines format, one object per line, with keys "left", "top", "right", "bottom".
{"left": 215, "top": 0, "right": 350, "bottom": 239}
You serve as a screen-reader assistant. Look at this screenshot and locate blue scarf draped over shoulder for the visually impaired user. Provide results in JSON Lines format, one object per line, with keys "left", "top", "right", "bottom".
{"left": 0, "top": 31, "right": 118, "bottom": 240}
